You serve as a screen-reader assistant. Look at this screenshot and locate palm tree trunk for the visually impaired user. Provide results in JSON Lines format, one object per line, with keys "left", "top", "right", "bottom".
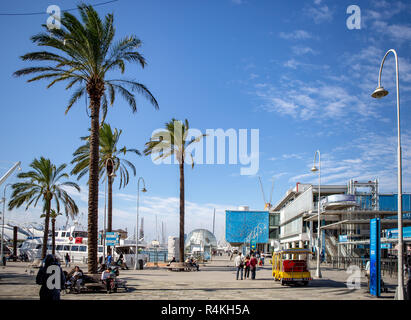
{"left": 87, "top": 81, "right": 103, "bottom": 274}
{"left": 51, "top": 218, "right": 56, "bottom": 256}
{"left": 41, "top": 199, "right": 51, "bottom": 259}
{"left": 107, "top": 174, "right": 113, "bottom": 255}
{"left": 179, "top": 161, "right": 185, "bottom": 262}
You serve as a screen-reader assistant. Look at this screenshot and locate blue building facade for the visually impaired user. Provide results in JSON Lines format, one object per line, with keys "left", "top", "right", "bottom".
{"left": 225, "top": 210, "right": 269, "bottom": 245}
{"left": 354, "top": 194, "right": 411, "bottom": 212}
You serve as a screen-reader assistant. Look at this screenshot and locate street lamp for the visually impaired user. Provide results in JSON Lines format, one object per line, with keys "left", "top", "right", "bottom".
{"left": 135, "top": 177, "right": 147, "bottom": 270}
{"left": 1, "top": 183, "right": 13, "bottom": 266}
{"left": 311, "top": 150, "right": 322, "bottom": 278}
{"left": 371, "top": 49, "right": 404, "bottom": 300}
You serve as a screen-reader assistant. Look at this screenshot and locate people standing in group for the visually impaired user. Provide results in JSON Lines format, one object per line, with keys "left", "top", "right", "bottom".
{"left": 64, "top": 253, "right": 70, "bottom": 268}
{"left": 234, "top": 252, "right": 244, "bottom": 280}
{"left": 36, "top": 254, "right": 65, "bottom": 300}
{"left": 244, "top": 255, "right": 251, "bottom": 279}
{"left": 250, "top": 254, "right": 258, "bottom": 280}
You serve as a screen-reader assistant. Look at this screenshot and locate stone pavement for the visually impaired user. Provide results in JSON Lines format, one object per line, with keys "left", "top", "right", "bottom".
{"left": 0, "top": 257, "right": 398, "bottom": 300}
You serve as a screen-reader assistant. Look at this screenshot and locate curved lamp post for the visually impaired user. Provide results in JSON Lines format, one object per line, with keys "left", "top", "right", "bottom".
{"left": 104, "top": 158, "right": 116, "bottom": 263}
{"left": 311, "top": 150, "right": 322, "bottom": 278}
{"left": 1, "top": 183, "right": 13, "bottom": 266}
{"left": 134, "top": 177, "right": 147, "bottom": 270}
{"left": 371, "top": 49, "right": 404, "bottom": 300}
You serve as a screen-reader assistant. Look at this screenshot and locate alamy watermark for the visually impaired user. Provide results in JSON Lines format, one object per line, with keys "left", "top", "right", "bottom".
{"left": 345, "top": 265, "right": 362, "bottom": 290}
{"left": 148, "top": 127, "right": 260, "bottom": 176}
{"left": 346, "top": 5, "right": 361, "bottom": 30}
{"left": 46, "top": 265, "right": 62, "bottom": 290}
{"left": 46, "top": 5, "right": 61, "bottom": 30}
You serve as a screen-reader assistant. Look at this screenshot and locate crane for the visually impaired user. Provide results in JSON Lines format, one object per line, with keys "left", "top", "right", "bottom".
{"left": 258, "top": 176, "right": 274, "bottom": 210}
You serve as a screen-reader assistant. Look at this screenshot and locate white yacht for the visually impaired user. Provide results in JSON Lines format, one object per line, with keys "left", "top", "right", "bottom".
{"left": 19, "top": 226, "right": 148, "bottom": 266}
{"left": 19, "top": 225, "right": 104, "bottom": 263}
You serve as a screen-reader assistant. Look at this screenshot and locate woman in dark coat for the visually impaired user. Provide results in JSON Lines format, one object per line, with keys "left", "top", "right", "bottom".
{"left": 36, "top": 254, "right": 65, "bottom": 300}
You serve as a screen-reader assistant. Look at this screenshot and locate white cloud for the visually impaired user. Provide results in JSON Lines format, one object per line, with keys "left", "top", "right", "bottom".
{"left": 292, "top": 46, "right": 317, "bottom": 56}
{"left": 288, "top": 131, "right": 411, "bottom": 193}
{"left": 306, "top": 4, "right": 333, "bottom": 24}
{"left": 279, "top": 30, "right": 312, "bottom": 40}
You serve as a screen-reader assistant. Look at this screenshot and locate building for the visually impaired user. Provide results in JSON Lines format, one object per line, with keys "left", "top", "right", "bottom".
{"left": 225, "top": 205, "right": 280, "bottom": 253}
{"left": 184, "top": 229, "right": 217, "bottom": 260}
{"left": 272, "top": 179, "right": 411, "bottom": 258}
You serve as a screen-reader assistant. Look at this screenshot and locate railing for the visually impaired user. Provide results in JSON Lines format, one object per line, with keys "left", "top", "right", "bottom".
{"left": 327, "top": 256, "right": 398, "bottom": 277}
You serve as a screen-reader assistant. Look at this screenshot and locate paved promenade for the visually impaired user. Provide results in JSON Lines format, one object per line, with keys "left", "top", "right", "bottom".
{"left": 0, "top": 257, "right": 398, "bottom": 300}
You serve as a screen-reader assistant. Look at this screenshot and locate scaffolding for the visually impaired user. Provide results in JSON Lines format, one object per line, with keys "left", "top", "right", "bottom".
{"left": 342, "top": 179, "right": 379, "bottom": 256}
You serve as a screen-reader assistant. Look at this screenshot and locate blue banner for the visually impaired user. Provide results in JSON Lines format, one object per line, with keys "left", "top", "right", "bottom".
{"left": 370, "top": 218, "right": 381, "bottom": 297}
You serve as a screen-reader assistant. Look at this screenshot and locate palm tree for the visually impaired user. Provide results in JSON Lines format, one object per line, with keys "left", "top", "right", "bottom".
{"left": 144, "top": 119, "right": 205, "bottom": 262}
{"left": 41, "top": 209, "right": 62, "bottom": 255}
{"left": 8, "top": 157, "right": 80, "bottom": 259}
{"left": 71, "top": 123, "right": 140, "bottom": 234}
{"left": 14, "top": 4, "right": 159, "bottom": 273}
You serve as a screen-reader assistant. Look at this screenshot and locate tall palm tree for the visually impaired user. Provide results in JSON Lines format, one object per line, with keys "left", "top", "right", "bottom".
{"left": 71, "top": 123, "right": 140, "bottom": 234}
{"left": 14, "top": 4, "right": 159, "bottom": 273}
{"left": 8, "top": 157, "right": 80, "bottom": 259}
{"left": 144, "top": 119, "right": 205, "bottom": 262}
{"left": 41, "top": 209, "right": 62, "bottom": 255}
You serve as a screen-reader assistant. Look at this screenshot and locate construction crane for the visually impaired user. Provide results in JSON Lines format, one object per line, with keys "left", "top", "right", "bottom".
{"left": 258, "top": 176, "right": 274, "bottom": 210}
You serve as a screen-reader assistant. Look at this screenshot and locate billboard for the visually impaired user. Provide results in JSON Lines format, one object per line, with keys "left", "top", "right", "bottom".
{"left": 225, "top": 210, "right": 269, "bottom": 244}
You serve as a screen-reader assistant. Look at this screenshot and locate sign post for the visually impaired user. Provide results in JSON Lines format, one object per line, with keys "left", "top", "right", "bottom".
{"left": 370, "top": 218, "right": 381, "bottom": 297}
{"left": 105, "top": 232, "right": 120, "bottom": 247}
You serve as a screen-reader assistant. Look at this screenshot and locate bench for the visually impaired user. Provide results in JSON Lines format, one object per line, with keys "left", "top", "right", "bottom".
{"left": 67, "top": 273, "right": 127, "bottom": 293}
{"left": 166, "top": 262, "right": 198, "bottom": 272}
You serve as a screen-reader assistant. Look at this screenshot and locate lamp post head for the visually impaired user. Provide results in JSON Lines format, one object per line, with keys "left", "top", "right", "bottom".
{"left": 141, "top": 187, "right": 147, "bottom": 193}
{"left": 371, "top": 86, "right": 389, "bottom": 99}
{"left": 311, "top": 166, "right": 319, "bottom": 173}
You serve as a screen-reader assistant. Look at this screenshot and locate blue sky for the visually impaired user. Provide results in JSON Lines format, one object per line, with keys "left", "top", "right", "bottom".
{"left": 1, "top": 0, "right": 411, "bottom": 241}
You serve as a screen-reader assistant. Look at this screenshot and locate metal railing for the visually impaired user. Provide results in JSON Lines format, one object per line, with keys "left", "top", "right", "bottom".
{"left": 326, "top": 256, "right": 398, "bottom": 277}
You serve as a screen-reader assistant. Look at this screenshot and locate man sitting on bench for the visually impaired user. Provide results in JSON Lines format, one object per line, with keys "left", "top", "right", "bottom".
{"left": 101, "top": 267, "right": 114, "bottom": 294}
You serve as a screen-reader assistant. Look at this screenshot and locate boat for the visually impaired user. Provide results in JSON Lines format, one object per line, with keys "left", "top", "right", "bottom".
{"left": 18, "top": 225, "right": 148, "bottom": 266}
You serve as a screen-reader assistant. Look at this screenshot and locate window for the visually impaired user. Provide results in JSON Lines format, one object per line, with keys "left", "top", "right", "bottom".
{"left": 98, "top": 246, "right": 103, "bottom": 253}
{"left": 54, "top": 232, "right": 58, "bottom": 237}
{"left": 61, "top": 232, "right": 66, "bottom": 237}
{"left": 269, "top": 214, "right": 280, "bottom": 226}
{"left": 73, "top": 231, "right": 87, "bottom": 238}
{"left": 47, "top": 245, "right": 52, "bottom": 250}
{"left": 79, "top": 246, "right": 87, "bottom": 252}
{"left": 269, "top": 228, "right": 279, "bottom": 239}
{"left": 71, "top": 246, "right": 79, "bottom": 252}
{"left": 63, "top": 245, "right": 70, "bottom": 251}
{"left": 36, "top": 244, "right": 42, "bottom": 249}
{"left": 66, "top": 232, "right": 70, "bottom": 238}
{"left": 56, "top": 245, "right": 63, "bottom": 251}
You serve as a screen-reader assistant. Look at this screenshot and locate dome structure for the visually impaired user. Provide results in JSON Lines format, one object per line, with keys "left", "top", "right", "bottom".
{"left": 184, "top": 229, "right": 217, "bottom": 260}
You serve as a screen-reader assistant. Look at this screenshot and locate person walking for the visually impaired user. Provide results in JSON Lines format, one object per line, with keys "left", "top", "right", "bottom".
{"left": 244, "top": 255, "right": 251, "bottom": 279}
{"left": 250, "top": 254, "right": 258, "bottom": 280}
{"left": 64, "top": 253, "right": 70, "bottom": 268}
{"left": 36, "top": 254, "right": 65, "bottom": 300}
{"left": 234, "top": 253, "right": 244, "bottom": 280}
{"left": 107, "top": 251, "right": 113, "bottom": 266}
